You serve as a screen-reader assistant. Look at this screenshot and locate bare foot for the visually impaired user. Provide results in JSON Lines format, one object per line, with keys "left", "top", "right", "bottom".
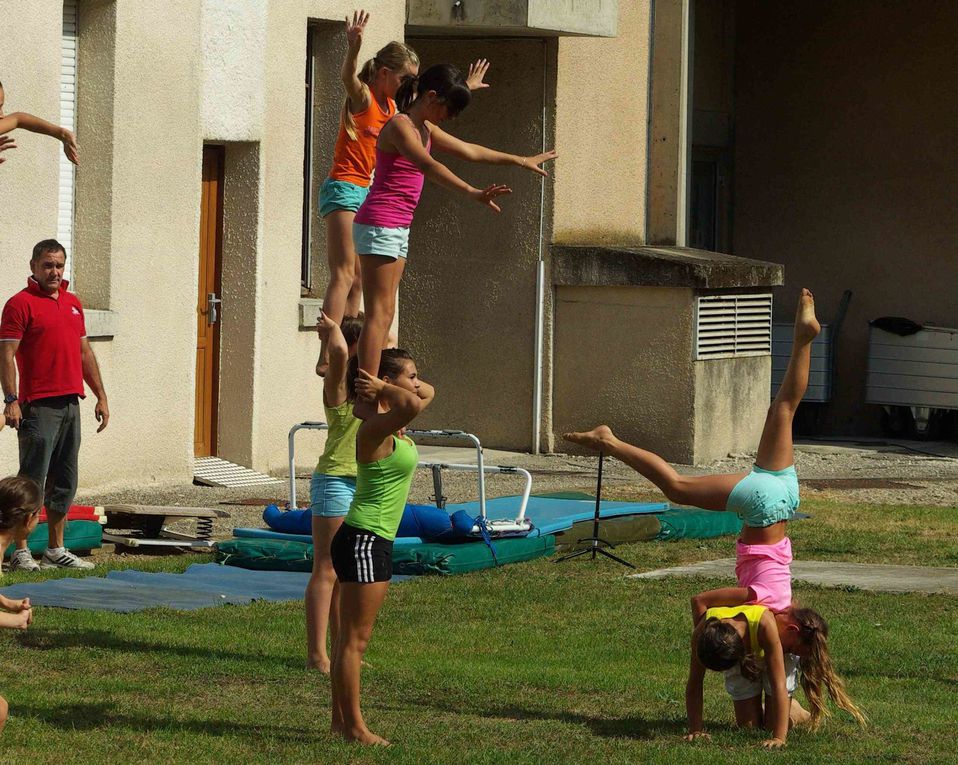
{"left": 563, "top": 425, "right": 615, "bottom": 451}
{"left": 789, "top": 697, "right": 812, "bottom": 728}
{"left": 306, "top": 658, "right": 331, "bottom": 674}
{"left": 794, "top": 288, "right": 821, "bottom": 345}
{"left": 343, "top": 727, "right": 391, "bottom": 746}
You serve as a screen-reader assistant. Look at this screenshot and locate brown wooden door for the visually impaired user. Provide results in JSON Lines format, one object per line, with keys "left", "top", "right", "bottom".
{"left": 194, "top": 146, "right": 224, "bottom": 456}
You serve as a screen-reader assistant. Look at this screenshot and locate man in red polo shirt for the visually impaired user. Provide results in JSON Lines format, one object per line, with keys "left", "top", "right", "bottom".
{"left": 1, "top": 239, "right": 109, "bottom": 570}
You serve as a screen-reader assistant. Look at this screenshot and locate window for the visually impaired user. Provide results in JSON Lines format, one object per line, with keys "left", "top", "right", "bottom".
{"left": 695, "top": 293, "right": 772, "bottom": 359}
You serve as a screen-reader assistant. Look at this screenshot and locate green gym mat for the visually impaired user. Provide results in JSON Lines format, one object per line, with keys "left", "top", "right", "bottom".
{"left": 214, "top": 538, "right": 313, "bottom": 572}
{"left": 392, "top": 535, "right": 556, "bottom": 576}
{"left": 655, "top": 508, "right": 742, "bottom": 540}
{"left": 3, "top": 520, "right": 103, "bottom": 558}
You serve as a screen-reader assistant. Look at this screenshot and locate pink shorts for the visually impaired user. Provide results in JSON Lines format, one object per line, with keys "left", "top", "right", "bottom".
{"left": 737, "top": 536, "right": 793, "bottom": 612}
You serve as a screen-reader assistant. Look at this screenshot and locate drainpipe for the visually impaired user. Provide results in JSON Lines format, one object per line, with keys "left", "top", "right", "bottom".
{"left": 532, "top": 38, "right": 548, "bottom": 454}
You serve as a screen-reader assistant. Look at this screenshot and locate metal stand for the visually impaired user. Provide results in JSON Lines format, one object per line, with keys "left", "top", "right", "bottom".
{"left": 554, "top": 453, "right": 635, "bottom": 568}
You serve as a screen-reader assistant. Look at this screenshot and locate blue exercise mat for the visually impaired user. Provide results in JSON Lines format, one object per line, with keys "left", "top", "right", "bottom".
{"left": 0, "top": 563, "right": 410, "bottom": 613}
{"left": 441, "top": 495, "right": 669, "bottom": 537}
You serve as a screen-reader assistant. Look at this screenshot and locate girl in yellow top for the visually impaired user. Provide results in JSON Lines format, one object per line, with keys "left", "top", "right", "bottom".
{"left": 316, "top": 10, "right": 491, "bottom": 372}
{"left": 329, "top": 348, "right": 434, "bottom": 746}
{"left": 686, "top": 598, "right": 866, "bottom": 748}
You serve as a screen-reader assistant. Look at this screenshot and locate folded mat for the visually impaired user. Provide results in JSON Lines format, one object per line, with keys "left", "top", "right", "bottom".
{"left": 0, "top": 562, "right": 394, "bottom": 613}
{"left": 393, "top": 535, "right": 556, "bottom": 576}
{"left": 554, "top": 513, "right": 662, "bottom": 549}
{"left": 655, "top": 508, "right": 743, "bottom": 540}
{"left": 4, "top": 520, "right": 103, "bottom": 559}
{"left": 215, "top": 538, "right": 314, "bottom": 572}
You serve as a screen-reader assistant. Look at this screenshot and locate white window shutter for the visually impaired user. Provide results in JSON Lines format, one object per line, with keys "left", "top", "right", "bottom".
{"left": 695, "top": 294, "right": 772, "bottom": 360}
{"left": 59, "top": 0, "right": 77, "bottom": 287}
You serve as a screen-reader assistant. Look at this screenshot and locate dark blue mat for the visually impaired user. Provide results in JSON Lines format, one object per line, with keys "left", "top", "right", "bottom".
{"left": 0, "top": 563, "right": 410, "bottom": 613}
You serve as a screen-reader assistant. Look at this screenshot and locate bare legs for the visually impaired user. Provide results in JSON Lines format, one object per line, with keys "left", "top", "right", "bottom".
{"left": 564, "top": 290, "right": 821, "bottom": 510}
{"left": 354, "top": 254, "right": 405, "bottom": 418}
{"left": 318, "top": 210, "right": 361, "bottom": 374}
{"left": 330, "top": 581, "right": 391, "bottom": 745}
{"left": 305, "top": 515, "right": 346, "bottom": 673}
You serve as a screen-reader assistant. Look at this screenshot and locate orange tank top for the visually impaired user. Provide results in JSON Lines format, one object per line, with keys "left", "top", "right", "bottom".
{"left": 328, "top": 89, "right": 396, "bottom": 187}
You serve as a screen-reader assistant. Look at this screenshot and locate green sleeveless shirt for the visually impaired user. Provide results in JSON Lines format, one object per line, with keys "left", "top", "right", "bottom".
{"left": 314, "top": 399, "right": 361, "bottom": 478}
{"left": 345, "top": 435, "right": 418, "bottom": 541}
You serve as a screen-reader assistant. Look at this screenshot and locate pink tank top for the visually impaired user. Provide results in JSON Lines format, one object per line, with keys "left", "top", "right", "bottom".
{"left": 354, "top": 116, "right": 431, "bottom": 228}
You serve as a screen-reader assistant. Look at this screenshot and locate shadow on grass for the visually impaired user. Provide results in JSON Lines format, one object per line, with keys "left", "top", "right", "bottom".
{"left": 15, "top": 701, "right": 326, "bottom": 743}
{"left": 16, "top": 627, "right": 302, "bottom": 669}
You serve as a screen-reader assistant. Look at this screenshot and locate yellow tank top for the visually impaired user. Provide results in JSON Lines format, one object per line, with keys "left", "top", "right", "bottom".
{"left": 704, "top": 604, "right": 767, "bottom": 658}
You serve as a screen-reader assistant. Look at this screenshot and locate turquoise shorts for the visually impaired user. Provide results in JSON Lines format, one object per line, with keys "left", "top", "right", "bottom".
{"left": 319, "top": 178, "right": 369, "bottom": 217}
{"left": 726, "top": 465, "right": 800, "bottom": 528}
{"left": 353, "top": 223, "right": 410, "bottom": 260}
{"left": 310, "top": 473, "right": 357, "bottom": 518}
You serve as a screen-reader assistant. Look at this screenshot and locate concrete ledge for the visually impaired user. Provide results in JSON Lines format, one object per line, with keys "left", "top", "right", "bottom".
{"left": 298, "top": 298, "right": 323, "bottom": 330}
{"left": 407, "top": 0, "right": 617, "bottom": 38}
{"left": 84, "top": 310, "right": 119, "bottom": 339}
{"left": 552, "top": 245, "right": 784, "bottom": 289}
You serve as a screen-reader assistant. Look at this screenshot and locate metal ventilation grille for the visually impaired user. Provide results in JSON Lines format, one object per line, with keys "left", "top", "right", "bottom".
{"left": 695, "top": 294, "right": 772, "bottom": 359}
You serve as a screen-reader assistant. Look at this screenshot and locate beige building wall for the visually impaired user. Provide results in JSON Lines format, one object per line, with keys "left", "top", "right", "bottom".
{"left": 693, "top": 355, "right": 767, "bottom": 461}
{"left": 732, "top": 0, "right": 958, "bottom": 434}
{"left": 552, "top": 1, "right": 651, "bottom": 246}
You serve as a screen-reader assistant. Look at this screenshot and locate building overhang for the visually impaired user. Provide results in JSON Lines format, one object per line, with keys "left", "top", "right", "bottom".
{"left": 552, "top": 245, "right": 784, "bottom": 290}
{"left": 406, "top": 0, "right": 618, "bottom": 38}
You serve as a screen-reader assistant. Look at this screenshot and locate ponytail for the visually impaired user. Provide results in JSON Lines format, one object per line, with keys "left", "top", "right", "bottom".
{"left": 395, "top": 74, "right": 420, "bottom": 113}
{"left": 341, "top": 41, "right": 419, "bottom": 140}
{"left": 397, "top": 63, "right": 471, "bottom": 117}
{"left": 791, "top": 608, "right": 868, "bottom": 729}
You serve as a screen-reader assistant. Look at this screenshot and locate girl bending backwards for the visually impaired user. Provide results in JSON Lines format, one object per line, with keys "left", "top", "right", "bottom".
{"left": 305, "top": 312, "right": 364, "bottom": 672}
{"left": 0, "top": 476, "right": 40, "bottom": 734}
{"left": 316, "top": 10, "right": 490, "bottom": 373}
{"left": 0, "top": 79, "right": 78, "bottom": 165}
{"left": 329, "top": 349, "right": 435, "bottom": 745}
{"left": 351, "top": 63, "right": 556, "bottom": 416}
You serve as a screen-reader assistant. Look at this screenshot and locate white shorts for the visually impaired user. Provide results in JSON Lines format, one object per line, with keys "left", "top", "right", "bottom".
{"left": 353, "top": 223, "right": 409, "bottom": 260}
{"left": 724, "top": 653, "right": 800, "bottom": 701}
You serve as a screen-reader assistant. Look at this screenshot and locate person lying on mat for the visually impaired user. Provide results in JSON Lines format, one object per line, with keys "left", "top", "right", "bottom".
{"left": 329, "top": 348, "right": 434, "bottom": 746}
{"left": 0, "top": 476, "right": 41, "bottom": 735}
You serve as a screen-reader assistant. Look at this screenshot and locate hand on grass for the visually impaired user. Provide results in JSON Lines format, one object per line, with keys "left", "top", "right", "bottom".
{"left": 466, "top": 59, "right": 491, "bottom": 90}
{"left": 354, "top": 368, "right": 385, "bottom": 402}
{"left": 519, "top": 149, "right": 558, "bottom": 177}
{"left": 684, "top": 731, "right": 711, "bottom": 742}
{"left": 472, "top": 184, "right": 511, "bottom": 213}
{"left": 761, "top": 738, "right": 786, "bottom": 750}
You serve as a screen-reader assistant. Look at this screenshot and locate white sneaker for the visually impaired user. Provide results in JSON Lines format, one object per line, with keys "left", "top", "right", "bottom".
{"left": 41, "top": 547, "right": 95, "bottom": 570}
{"left": 9, "top": 548, "right": 41, "bottom": 572}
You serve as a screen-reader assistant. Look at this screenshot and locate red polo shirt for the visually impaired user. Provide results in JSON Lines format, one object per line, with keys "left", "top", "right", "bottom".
{"left": 0, "top": 278, "right": 87, "bottom": 403}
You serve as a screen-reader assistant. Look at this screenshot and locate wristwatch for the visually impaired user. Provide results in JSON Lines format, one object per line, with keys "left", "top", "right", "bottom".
{"left": 3, "top": 394, "right": 18, "bottom": 405}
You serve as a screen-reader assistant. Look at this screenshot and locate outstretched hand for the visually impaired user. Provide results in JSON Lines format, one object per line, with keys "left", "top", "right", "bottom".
{"left": 473, "top": 184, "right": 512, "bottom": 213}
{"left": 354, "top": 368, "right": 385, "bottom": 402}
{"left": 465, "top": 59, "right": 491, "bottom": 90}
{"left": 345, "top": 9, "right": 370, "bottom": 48}
{"left": 0, "top": 135, "right": 17, "bottom": 164}
{"left": 520, "top": 149, "right": 558, "bottom": 178}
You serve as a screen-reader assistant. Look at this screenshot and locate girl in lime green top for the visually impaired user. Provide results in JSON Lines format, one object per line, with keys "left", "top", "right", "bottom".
{"left": 305, "top": 312, "right": 363, "bottom": 674}
{"left": 329, "top": 348, "right": 434, "bottom": 746}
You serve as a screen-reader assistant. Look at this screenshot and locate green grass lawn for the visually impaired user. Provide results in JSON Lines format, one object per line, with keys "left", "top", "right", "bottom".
{"left": 1, "top": 499, "right": 957, "bottom": 764}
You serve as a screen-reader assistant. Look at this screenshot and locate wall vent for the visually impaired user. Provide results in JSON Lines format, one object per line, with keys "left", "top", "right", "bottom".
{"left": 695, "top": 294, "right": 772, "bottom": 360}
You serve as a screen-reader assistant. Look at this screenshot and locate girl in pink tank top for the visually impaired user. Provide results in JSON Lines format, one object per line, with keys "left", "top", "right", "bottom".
{"left": 352, "top": 63, "right": 558, "bottom": 417}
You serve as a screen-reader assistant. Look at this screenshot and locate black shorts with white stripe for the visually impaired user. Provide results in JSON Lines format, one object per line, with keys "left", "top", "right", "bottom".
{"left": 330, "top": 522, "right": 394, "bottom": 583}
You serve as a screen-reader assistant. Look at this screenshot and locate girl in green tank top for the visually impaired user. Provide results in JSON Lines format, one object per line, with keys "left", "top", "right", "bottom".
{"left": 329, "top": 348, "right": 435, "bottom": 746}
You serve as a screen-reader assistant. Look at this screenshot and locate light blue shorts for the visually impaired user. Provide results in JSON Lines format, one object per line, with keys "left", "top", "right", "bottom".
{"left": 726, "top": 465, "right": 800, "bottom": 528}
{"left": 353, "top": 223, "right": 410, "bottom": 260}
{"left": 310, "top": 473, "right": 357, "bottom": 518}
{"left": 319, "top": 178, "right": 369, "bottom": 217}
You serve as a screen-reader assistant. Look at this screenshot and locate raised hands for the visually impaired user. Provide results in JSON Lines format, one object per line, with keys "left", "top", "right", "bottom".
{"left": 354, "top": 368, "right": 386, "bottom": 402}
{"left": 465, "top": 59, "right": 491, "bottom": 91}
{"left": 0, "top": 135, "right": 16, "bottom": 164}
{"left": 315, "top": 310, "right": 337, "bottom": 342}
{"left": 520, "top": 149, "right": 558, "bottom": 178}
{"left": 472, "top": 183, "right": 512, "bottom": 213}
{"left": 345, "top": 9, "right": 370, "bottom": 49}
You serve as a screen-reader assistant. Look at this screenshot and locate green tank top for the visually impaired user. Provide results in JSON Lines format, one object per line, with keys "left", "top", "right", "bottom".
{"left": 314, "top": 399, "right": 361, "bottom": 478}
{"left": 345, "top": 435, "right": 418, "bottom": 541}
{"left": 704, "top": 604, "right": 767, "bottom": 658}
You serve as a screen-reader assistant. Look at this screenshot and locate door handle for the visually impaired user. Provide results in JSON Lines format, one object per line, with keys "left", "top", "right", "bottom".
{"left": 207, "top": 292, "right": 222, "bottom": 325}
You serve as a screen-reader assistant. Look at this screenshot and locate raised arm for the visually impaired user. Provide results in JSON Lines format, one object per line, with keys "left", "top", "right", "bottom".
{"left": 690, "top": 587, "right": 751, "bottom": 626}
{"left": 465, "top": 59, "right": 491, "bottom": 91}
{"left": 316, "top": 311, "right": 350, "bottom": 406}
{"left": 758, "top": 616, "right": 790, "bottom": 748}
{"left": 80, "top": 338, "right": 109, "bottom": 432}
{"left": 414, "top": 379, "right": 436, "bottom": 410}
{"left": 387, "top": 117, "right": 511, "bottom": 212}
{"left": 354, "top": 371, "right": 423, "bottom": 456}
{"left": 0, "top": 112, "right": 78, "bottom": 164}
{"left": 428, "top": 123, "right": 557, "bottom": 176}
{"left": 684, "top": 625, "right": 710, "bottom": 741}
{"left": 341, "top": 9, "right": 371, "bottom": 111}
